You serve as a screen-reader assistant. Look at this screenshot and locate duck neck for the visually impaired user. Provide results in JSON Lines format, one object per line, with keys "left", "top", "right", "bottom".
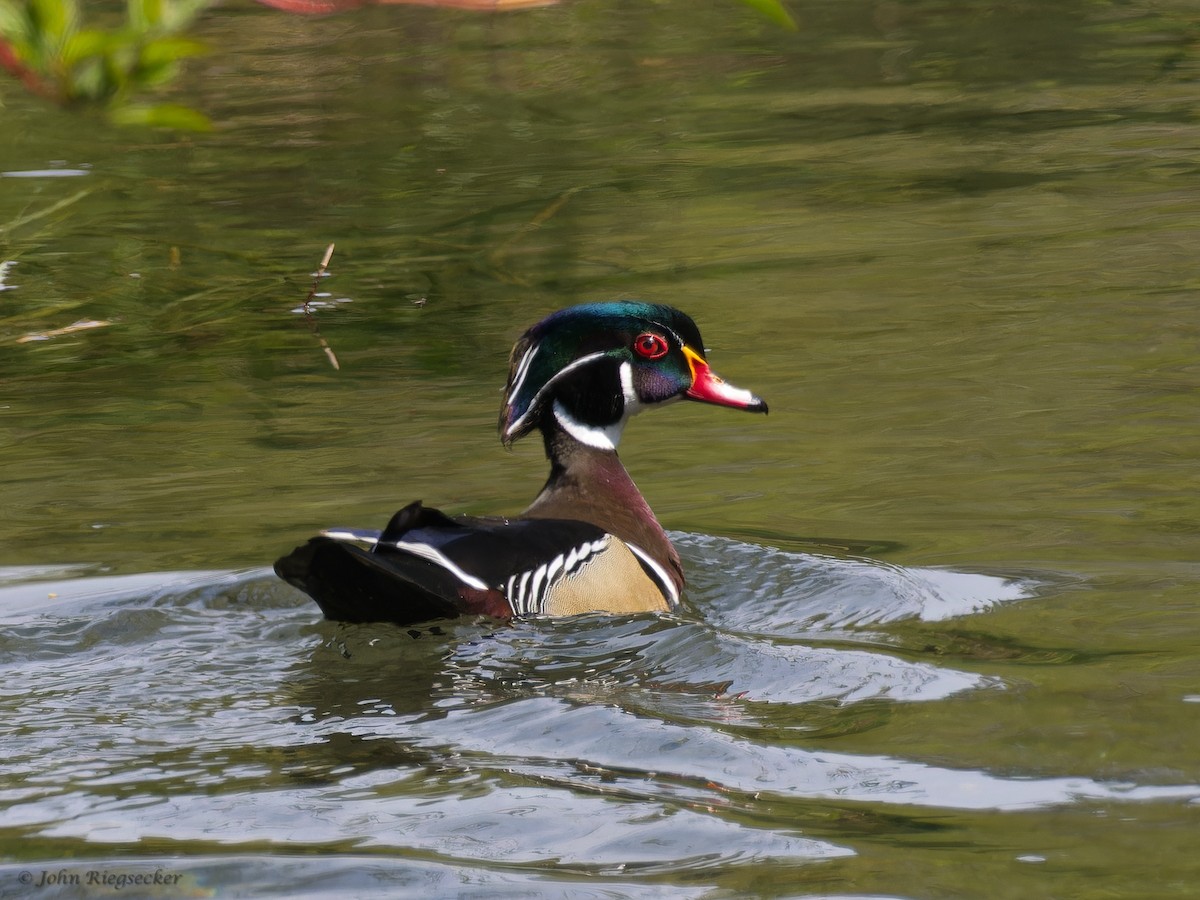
{"left": 521, "top": 422, "right": 684, "bottom": 593}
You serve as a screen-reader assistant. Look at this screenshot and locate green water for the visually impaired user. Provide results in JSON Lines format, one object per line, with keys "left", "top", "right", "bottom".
{"left": 2, "top": 1, "right": 1199, "bottom": 897}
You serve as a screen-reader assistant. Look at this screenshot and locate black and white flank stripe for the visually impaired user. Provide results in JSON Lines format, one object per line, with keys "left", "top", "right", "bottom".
{"left": 504, "top": 536, "right": 611, "bottom": 615}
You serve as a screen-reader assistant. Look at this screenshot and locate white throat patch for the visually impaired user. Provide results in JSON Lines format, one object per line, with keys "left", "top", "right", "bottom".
{"left": 552, "top": 400, "right": 624, "bottom": 450}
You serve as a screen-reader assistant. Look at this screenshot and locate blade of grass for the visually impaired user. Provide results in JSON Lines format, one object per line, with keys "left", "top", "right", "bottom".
{"left": 1, "top": 187, "right": 92, "bottom": 236}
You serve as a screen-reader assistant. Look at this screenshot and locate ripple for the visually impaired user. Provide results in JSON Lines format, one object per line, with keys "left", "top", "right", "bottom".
{"left": 41, "top": 782, "right": 849, "bottom": 870}
{"left": 322, "top": 695, "right": 1200, "bottom": 813}
{"left": 0, "top": 557, "right": 1193, "bottom": 883}
{"left": 437, "top": 614, "right": 992, "bottom": 713}
{"left": 0, "top": 855, "right": 750, "bottom": 898}
{"left": 678, "top": 533, "right": 1035, "bottom": 634}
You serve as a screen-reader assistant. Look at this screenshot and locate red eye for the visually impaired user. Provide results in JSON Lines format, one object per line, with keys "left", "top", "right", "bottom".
{"left": 634, "top": 332, "right": 669, "bottom": 360}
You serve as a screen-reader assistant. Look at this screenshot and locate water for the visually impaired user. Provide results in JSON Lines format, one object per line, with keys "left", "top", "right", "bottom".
{"left": 2, "top": 1, "right": 1199, "bottom": 897}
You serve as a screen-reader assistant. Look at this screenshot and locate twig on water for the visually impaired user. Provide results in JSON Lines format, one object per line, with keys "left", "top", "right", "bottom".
{"left": 16, "top": 318, "right": 111, "bottom": 344}
{"left": 303, "top": 243, "right": 340, "bottom": 371}
{"left": 487, "top": 187, "right": 580, "bottom": 267}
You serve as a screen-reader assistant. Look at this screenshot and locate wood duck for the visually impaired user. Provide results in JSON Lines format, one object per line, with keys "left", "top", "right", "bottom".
{"left": 275, "top": 301, "right": 767, "bottom": 625}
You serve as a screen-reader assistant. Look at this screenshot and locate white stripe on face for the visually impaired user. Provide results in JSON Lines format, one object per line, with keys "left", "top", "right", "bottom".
{"left": 505, "top": 350, "right": 609, "bottom": 440}
{"left": 507, "top": 342, "right": 540, "bottom": 405}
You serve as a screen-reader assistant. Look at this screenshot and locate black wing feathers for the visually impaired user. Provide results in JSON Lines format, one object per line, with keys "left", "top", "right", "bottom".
{"left": 274, "top": 536, "right": 467, "bottom": 624}
{"left": 275, "top": 500, "right": 615, "bottom": 625}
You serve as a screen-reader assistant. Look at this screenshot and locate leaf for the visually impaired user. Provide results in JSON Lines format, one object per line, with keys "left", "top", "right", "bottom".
{"left": 738, "top": 0, "right": 797, "bottom": 31}
{"left": 70, "top": 55, "right": 111, "bottom": 100}
{"left": 139, "top": 34, "right": 208, "bottom": 66}
{"left": 109, "top": 100, "right": 211, "bottom": 131}
{"left": 59, "top": 27, "right": 113, "bottom": 68}
{"left": 131, "top": 58, "right": 180, "bottom": 90}
{"left": 0, "top": 2, "right": 31, "bottom": 47}
{"left": 29, "top": 0, "right": 77, "bottom": 43}
{"left": 127, "top": 0, "right": 165, "bottom": 31}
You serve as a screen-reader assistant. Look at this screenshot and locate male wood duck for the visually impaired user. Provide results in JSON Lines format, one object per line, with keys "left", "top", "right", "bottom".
{"left": 275, "top": 301, "right": 767, "bottom": 625}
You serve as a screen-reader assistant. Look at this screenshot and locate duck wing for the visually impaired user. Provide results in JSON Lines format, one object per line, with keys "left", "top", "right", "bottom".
{"left": 275, "top": 500, "right": 664, "bottom": 625}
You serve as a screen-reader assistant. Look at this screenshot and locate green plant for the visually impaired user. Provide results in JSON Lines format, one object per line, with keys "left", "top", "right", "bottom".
{"left": 0, "top": 0, "right": 796, "bottom": 131}
{"left": 739, "top": 0, "right": 796, "bottom": 30}
{"left": 0, "top": 0, "right": 212, "bottom": 129}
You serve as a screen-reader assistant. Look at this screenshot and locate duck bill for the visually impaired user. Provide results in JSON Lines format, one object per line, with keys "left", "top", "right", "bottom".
{"left": 682, "top": 346, "right": 768, "bottom": 413}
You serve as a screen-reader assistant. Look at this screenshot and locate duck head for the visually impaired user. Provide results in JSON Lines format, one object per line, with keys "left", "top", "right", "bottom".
{"left": 499, "top": 301, "right": 768, "bottom": 450}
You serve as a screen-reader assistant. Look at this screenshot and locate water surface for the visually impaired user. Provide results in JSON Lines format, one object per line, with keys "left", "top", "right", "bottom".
{"left": 1, "top": 1, "right": 1199, "bottom": 897}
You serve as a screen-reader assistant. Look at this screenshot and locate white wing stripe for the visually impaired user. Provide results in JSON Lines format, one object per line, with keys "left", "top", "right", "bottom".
{"left": 321, "top": 529, "right": 379, "bottom": 546}
{"left": 390, "top": 540, "right": 490, "bottom": 591}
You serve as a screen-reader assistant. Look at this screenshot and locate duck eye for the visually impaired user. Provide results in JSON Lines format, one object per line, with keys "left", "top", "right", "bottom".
{"left": 634, "top": 332, "right": 669, "bottom": 360}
